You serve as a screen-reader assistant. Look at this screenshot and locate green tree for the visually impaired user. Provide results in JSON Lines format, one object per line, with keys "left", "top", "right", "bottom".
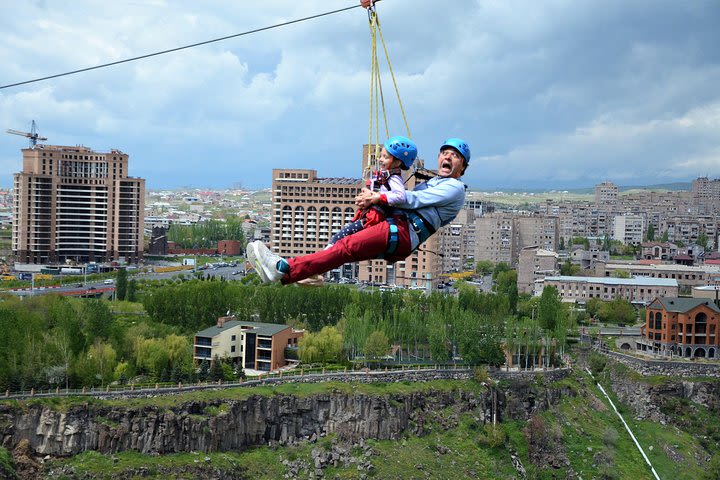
{"left": 86, "top": 340, "right": 117, "bottom": 386}
{"left": 611, "top": 270, "right": 631, "bottom": 278}
{"left": 299, "top": 326, "right": 344, "bottom": 364}
{"left": 559, "top": 236, "right": 565, "bottom": 250}
{"left": 572, "top": 236, "right": 591, "bottom": 249}
{"left": 82, "top": 300, "right": 113, "bottom": 343}
{"left": 116, "top": 268, "right": 128, "bottom": 301}
{"left": 602, "top": 235, "right": 611, "bottom": 251}
{"left": 660, "top": 230, "right": 669, "bottom": 242}
{"left": 646, "top": 224, "right": 655, "bottom": 241}
{"left": 697, "top": 233, "right": 709, "bottom": 249}
{"left": 492, "top": 262, "right": 510, "bottom": 280}
{"left": 586, "top": 297, "right": 603, "bottom": 320}
{"left": 494, "top": 269, "right": 518, "bottom": 313}
{"left": 597, "top": 298, "right": 635, "bottom": 325}
{"left": 364, "top": 330, "right": 390, "bottom": 362}
{"left": 126, "top": 279, "right": 138, "bottom": 302}
{"left": 538, "top": 286, "right": 563, "bottom": 331}
{"left": 559, "top": 260, "right": 580, "bottom": 276}
{"left": 209, "top": 355, "right": 224, "bottom": 381}
{"left": 475, "top": 260, "right": 494, "bottom": 275}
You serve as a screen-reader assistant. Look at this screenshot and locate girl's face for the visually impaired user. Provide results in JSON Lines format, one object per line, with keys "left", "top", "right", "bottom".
{"left": 379, "top": 148, "right": 401, "bottom": 171}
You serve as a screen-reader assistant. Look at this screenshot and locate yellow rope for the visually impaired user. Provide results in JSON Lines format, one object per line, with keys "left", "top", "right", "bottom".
{"left": 376, "top": 15, "right": 411, "bottom": 139}
{"left": 365, "top": 4, "right": 412, "bottom": 181}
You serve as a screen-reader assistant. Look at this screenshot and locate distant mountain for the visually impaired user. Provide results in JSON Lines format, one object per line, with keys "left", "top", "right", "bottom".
{"left": 479, "top": 182, "right": 692, "bottom": 195}
{"left": 617, "top": 182, "right": 691, "bottom": 192}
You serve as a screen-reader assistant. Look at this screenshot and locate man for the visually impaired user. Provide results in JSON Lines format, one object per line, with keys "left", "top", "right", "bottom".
{"left": 248, "top": 138, "right": 470, "bottom": 285}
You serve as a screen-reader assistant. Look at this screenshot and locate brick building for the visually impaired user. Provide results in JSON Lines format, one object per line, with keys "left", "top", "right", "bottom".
{"left": 638, "top": 297, "right": 720, "bottom": 359}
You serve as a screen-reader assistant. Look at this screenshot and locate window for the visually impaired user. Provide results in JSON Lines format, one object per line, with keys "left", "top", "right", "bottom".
{"left": 231, "top": 345, "right": 236, "bottom": 353}
{"left": 231, "top": 335, "right": 236, "bottom": 341}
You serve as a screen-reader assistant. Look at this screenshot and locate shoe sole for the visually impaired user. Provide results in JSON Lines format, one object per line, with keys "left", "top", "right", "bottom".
{"left": 247, "top": 242, "right": 269, "bottom": 283}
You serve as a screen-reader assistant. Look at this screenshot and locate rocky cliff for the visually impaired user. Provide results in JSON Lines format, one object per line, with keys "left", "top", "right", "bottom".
{"left": 0, "top": 375, "right": 573, "bottom": 458}
{"left": 605, "top": 364, "right": 720, "bottom": 423}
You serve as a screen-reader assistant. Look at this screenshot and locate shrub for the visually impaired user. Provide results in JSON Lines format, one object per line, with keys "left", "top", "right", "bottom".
{"left": 588, "top": 352, "right": 607, "bottom": 375}
{"left": 478, "top": 423, "right": 506, "bottom": 448}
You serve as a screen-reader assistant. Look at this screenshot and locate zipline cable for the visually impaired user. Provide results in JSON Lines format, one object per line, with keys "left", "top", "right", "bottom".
{"left": 0, "top": 4, "right": 365, "bottom": 90}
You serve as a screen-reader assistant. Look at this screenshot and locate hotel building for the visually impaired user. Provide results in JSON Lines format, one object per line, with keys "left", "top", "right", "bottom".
{"left": 12, "top": 144, "right": 145, "bottom": 264}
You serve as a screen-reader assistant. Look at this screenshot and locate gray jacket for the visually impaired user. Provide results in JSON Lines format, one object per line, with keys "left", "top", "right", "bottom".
{"left": 394, "top": 176, "right": 466, "bottom": 249}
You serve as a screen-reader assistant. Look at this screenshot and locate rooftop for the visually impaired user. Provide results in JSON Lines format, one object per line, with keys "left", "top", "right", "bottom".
{"left": 195, "top": 320, "right": 291, "bottom": 338}
{"left": 544, "top": 275, "right": 678, "bottom": 287}
{"left": 651, "top": 297, "right": 720, "bottom": 314}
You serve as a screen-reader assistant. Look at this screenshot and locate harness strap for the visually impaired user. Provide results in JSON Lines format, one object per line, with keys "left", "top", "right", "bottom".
{"left": 385, "top": 217, "right": 399, "bottom": 255}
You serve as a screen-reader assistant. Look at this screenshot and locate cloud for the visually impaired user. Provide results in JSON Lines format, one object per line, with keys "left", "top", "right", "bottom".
{"left": 1, "top": 0, "right": 719, "bottom": 189}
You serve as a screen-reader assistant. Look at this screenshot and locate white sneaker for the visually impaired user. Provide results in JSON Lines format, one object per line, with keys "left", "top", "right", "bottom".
{"left": 247, "top": 241, "right": 285, "bottom": 283}
{"left": 246, "top": 241, "right": 268, "bottom": 282}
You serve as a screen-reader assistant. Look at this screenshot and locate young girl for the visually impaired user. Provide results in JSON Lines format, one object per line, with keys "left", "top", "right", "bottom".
{"left": 328, "top": 135, "right": 417, "bottom": 246}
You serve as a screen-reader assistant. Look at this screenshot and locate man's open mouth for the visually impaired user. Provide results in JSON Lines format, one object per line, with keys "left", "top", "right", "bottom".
{"left": 441, "top": 160, "right": 452, "bottom": 170}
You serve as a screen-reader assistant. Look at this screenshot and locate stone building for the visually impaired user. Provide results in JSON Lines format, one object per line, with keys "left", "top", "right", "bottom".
{"left": 516, "top": 246, "right": 559, "bottom": 294}
{"left": 538, "top": 275, "right": 678, "bottom": 304}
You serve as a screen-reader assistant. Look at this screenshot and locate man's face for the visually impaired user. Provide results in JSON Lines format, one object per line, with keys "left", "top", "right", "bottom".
{"left": 437, "top": 147, "right": 465, "bottom": 178}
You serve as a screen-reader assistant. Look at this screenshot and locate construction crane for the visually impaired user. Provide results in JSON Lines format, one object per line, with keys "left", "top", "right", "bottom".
{"left": 6, "top": 120, "right": 47, "bottom": 148}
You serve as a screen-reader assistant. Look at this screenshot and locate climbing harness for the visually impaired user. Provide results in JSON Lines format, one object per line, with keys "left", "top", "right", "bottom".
{"left": 385, "top": 218, "right": 399, "bottom": 255}
{"left": 366, "top": 3, "right": 412, "bottom": 183}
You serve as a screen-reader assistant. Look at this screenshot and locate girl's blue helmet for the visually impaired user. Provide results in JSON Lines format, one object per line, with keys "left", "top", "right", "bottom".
{"left": 441, "top": 138, "right": 471, "bottom": 163}
{"left": 384, "top": 136, "right": 417, "bottom": 170}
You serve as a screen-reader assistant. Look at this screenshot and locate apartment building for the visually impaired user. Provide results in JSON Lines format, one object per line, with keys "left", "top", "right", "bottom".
{"left": 440, "top": 207, "right": 476, "bottom": 274}
{"left": 517, "top": 246, "right": 559, "bottom": 294}
{"left": 12, "top": 144, "right": 145, "bottom": 264}
{"left": 194, "top": 316, "right": 304, "bottom": 372}
{"left": 475, "top": 213, "right": 559, "bottom": 267}
{"left": 612, "top": 214, "right": 644, "bottom": 245}
{"left": 538, "top": 275, "right": 678, "bottom": 304}
{"left": 638, "top": 297, "right": 720, "bottom": 359}
{"left": 270, "top": 168, "right": 361, "bottom": 279}
{"left": 594, "top": 181, "right": 618, "bottom": 206}
{"left": 662, "top": 216, "right": 718, "bottom": 250}
{"left": 692, "top": 177, "right": 720, "bottom": 205}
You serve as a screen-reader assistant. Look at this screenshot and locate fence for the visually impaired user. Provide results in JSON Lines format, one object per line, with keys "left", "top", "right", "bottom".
{"left": 1, "top": 364, "right": 473, "bottom": 401}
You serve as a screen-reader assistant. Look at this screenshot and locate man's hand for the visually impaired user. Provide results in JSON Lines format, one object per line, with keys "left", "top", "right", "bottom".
{"left": 360, "top": 0, "right": 375, "bottom": 8}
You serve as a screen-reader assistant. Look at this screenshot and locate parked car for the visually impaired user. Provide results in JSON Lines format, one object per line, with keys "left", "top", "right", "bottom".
{"left": 103, "top": 279, "right": 114, "bottom": 285}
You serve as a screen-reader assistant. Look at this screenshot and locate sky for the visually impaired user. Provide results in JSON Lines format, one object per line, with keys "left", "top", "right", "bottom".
{"left": 1, "top": 0, "right": 719, "bottom": 191}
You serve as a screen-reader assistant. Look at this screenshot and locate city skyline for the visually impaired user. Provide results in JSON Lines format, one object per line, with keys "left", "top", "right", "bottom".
{"left": 2, "top": 1, "right": 719, "bottom": 190}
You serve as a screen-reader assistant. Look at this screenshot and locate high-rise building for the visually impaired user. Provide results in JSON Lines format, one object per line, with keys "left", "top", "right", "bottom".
{"left": 594, "top": 181, "right": 618, "bottom": 206}
{"left": 474, "top": 213, "right": 559, "bottom": 267}
{"left": 270, "top": 146, "right": 443, "bottom": 288}
{"left": 12, "top": 145, "right": 145, "bottom": 264}
{"left": 612, "top": 214, "right": 645, "bottom": 245}
{"left": 270, "top": 168, "right": 361, "bottom": 279}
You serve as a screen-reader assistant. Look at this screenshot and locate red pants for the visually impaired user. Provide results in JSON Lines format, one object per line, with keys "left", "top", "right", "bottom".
{"left": 283, "top": 216, "right": 411, "bottom": 284}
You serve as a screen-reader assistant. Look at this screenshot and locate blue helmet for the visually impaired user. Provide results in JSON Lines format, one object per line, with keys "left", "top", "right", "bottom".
{"left": 441, "top": 138, "right": 471, "bottom": 163}
{"left": 384, "top": 135, "right": 417, "bottom": 170}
